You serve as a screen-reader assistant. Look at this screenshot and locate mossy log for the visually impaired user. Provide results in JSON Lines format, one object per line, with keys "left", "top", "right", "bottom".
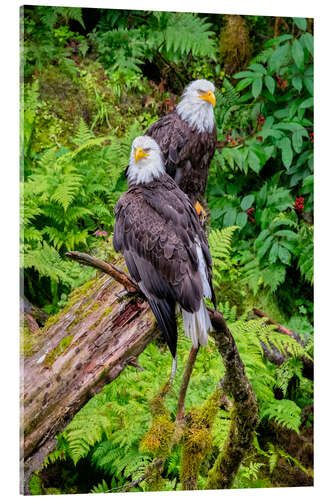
{"left": 22, "top": 271, "right": 158, "bottom": 494}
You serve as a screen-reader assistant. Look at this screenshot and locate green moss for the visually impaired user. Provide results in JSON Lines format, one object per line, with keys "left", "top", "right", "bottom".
{"left": 44, "top": 487, "right": 63, "bottom": 495}
{"left": 87, "top": 303, "right": 115, "bottom": 331}
{"left": 102, "top": 305, "right": 114, "bottom": 317}
{"left": 140, "top": 414, "right": 174, "bottom": 457}
{"left": 68, "top": 277, "right": 98, "bottom": 302}
{"left": 43, "top": 335, "right": 74, "bottom": 367}
{"left": 29, "top": 472, "right": 43, "bottom": 495}
{"left": 21, "top": 325, "right": 39, "bottom": 357}
{"left": 180, "top": 389, "right": 223, "bottom": 489}
{"left": 43, "top": 310, "right": 63, "bottom": 330}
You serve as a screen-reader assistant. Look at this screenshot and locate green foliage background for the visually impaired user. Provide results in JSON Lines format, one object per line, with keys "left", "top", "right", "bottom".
{"left": 21, "top": 6, "right": 313, "bottom": 493}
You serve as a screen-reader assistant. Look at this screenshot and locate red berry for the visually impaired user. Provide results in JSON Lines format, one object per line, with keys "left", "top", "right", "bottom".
{"left": 294, "top": 197, "right": 305, "bottom": 211}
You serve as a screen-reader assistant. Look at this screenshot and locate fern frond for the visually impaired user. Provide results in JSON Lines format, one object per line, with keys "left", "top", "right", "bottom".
{"left": 164, "top": 13, "right": 217, "bottom": 59}
{"left": 250, "top": 47, "right": 274, "bottom": 64}
{"left": 73, "top": 118, "right": 95, "bottom": 146}
{"left": 209, "top": 226, "right": 239, "bottom": 261}
{"left": 260, "top": 399, "right": 302, "bottom": 433}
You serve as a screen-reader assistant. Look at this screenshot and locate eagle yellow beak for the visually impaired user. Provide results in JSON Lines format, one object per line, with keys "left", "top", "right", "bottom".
{"left": 199, "top": 90, "right": 216, "bottom": 108}
{"left": 135, "top": 147, "right": 149, "bottom": 163}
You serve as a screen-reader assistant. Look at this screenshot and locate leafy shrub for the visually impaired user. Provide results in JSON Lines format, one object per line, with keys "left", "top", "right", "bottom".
{"left": 207, "top": 19, "right": 313, "bottom": 316}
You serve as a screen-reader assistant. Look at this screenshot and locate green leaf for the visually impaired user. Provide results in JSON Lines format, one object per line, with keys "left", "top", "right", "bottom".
{"left": 303, "top": 76, "right": 313, "bottom": 96}
{"left": 302, "top": 174, "right": 314, "bottom": 192}
{"left": 278, "top": 245, "right": 291, "bottom": 265}
{"left": 264, "top": 75, "right": 275, "bottom": 95}
{"left": 241, "top": 194, "right": 255, "bottom": 211}
{"left": 223, "top": 208, "right": 237, "bottom": 227}
{"left": 248, "top": 150, "right": 261, "bottom": 173}
{"left": 300, "top": 32, "right": 313, "bottom": 56}
{"left": 277, "top": 137, "right": 293, "bottom": 168}
{"left": 252, "top": 78, "right": 263, "bottom": 99}
{"left": 291, "top": 39, "right": 304, "bottom": 70}
{"left": 275, "top": 229, "right": 299, "bottom": 240}
{"left": 236, "top": 212, "right": 248, "bottom": 229}
{"left": 255, "top": 229, "right": 270, "bottom": 248}
{"left": 269, "top": 241, "right": 279, "bottom": 264}
{"left": 274, "top": 122, "right": 306, "bottom": 132}
{"left": 292, "top": 130, "right": 308, "bottom": 153}
{"left": 235, "top": 78, "right": 253, "bottom": 92}
{"left": 268, "top": 43, "right": 290, "bottom": 73}
{"left": 257, "top": 235, "right": 274, "bottom": 260}
{"left": 233, "top": 70, "right": 257, "bottom": 79}
{"left": 248, "top": 63, "right": 267, "bottom": 74}
{"left": 299, "top": 97, "right": 314, "bottom": 109}
{"left": 280, "top": 240, "right": 297, "bottom": 253}
{"left": 264, "top": 34, "right": 292, "bottom": 47}
{"left": 292, "top": 76, "right": 302, "bottom": 92}
{"left": 293, "top": 17, "right": 307, "bottom": 31}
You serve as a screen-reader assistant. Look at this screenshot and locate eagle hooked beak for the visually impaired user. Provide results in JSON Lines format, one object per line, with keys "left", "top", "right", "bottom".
{"left": 199, "top": 90, "right": 216, "bottom": 108}
{"left": 135, "top": 147, "right": 149, "bottom": 163}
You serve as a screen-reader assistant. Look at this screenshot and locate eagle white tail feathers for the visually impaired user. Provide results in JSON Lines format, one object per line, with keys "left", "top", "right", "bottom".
{"left": 180, "top": 240, "right": 213, "bottom": 348}
{"left": 181, "top": 300, "right": 212, "bottom": 347}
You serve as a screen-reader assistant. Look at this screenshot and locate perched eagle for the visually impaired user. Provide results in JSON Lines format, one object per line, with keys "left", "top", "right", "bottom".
{"left": 113, "top": 136, "right": 216, "bottom": 358}
{"left": 145, "top": 79, "right": 217, "bottom": 215}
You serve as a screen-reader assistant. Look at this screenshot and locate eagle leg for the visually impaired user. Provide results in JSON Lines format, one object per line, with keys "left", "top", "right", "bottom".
{"left": 168, "top": 354, "right": 177, "bottom": 385}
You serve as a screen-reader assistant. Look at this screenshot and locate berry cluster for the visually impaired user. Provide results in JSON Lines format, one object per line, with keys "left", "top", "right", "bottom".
{"left": 94, "top": 229, "right": 108, "bottom": 237}
{"left": 277, "top": 77, "right": 288, "bottom": 89}
{"left": 309, "top": 131, "right": 314, "bottom": 143}
{"left": 246, "top": 207, "right": 255, "bottom": 224}
{"left": 294, "top": 197, "right": 305, "bottom": 211}
{"left": 256, "top": 136, "right": 263, "bottom": 141}
{"left": 257, "top": 115, "right": 265, "bottom": 126}
{"left": 224, "top": 134, "right": 245, "bottom": 147}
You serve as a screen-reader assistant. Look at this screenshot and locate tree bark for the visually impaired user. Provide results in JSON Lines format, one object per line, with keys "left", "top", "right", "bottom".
{"left": 22, "top": 271, "right": 158, "bottom": 494}
{"left": 205, "top": 309, "right": 259, "bottom": 490}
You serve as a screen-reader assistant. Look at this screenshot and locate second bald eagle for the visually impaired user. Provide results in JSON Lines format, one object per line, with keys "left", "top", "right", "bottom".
{"left": 145, "top": 79, "right": 217, "bottom": 214}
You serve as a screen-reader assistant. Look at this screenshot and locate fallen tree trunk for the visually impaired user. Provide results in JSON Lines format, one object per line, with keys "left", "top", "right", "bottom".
{"left": 22, "top": 270, "right": 158, "bottom": 494}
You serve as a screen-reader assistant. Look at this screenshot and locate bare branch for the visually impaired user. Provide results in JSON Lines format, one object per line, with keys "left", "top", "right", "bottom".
{"left": 65, "top": 251, "right": 139, "bottom": 294}
{"left": 176, "top": 346, "right": 199, "bottom": 421}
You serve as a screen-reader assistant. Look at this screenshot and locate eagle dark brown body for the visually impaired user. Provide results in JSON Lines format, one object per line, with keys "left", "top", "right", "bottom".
{"left": 145, "top": 111, "right": 217, "bottom": 205}
{"left": 113, "top": 174, "right": 216, "bottom": 358}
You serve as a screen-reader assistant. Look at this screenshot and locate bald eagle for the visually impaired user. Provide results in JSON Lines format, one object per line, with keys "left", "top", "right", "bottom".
{"left": 113, "top": 136, "right": 216, "bottom": 358}
{"left": 145, "top": 79, "right": 217, "bottom": 215}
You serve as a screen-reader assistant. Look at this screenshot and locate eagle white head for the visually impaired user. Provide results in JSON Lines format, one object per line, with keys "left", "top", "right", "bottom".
{"left": 176, "top": 79, "right": 216, "bottom": 133}
{"left": 127, "top": 136, "right": 165, "bottom": 185}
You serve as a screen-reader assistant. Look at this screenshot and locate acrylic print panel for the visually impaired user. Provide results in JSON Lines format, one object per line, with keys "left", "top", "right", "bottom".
{"left": 21, "top": 3, "right": 314, "bottom": 495}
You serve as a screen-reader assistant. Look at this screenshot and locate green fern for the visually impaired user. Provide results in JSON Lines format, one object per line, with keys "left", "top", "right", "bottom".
{"left": 211, "top": 410, "right": 231, "bottom": 452}
{"left": 23, "top": 119, "right": 141, "bottom": 306}
{"left": 90, "top": 480, "right": 110, "bottom": 493}
{"left": 209, "top": 226, "right": 239, "bottom": 261}
{"left": 214, "top": 78, "right": 241, "bottom": 132}
{"left": 275, "top": 358, "right": 303, "bottom": 397}
{"left": 260, "top": 399, "right": 302, "bottom": 433}
{"left": 163, "top": 13, "right": 217, "bottom": 59}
